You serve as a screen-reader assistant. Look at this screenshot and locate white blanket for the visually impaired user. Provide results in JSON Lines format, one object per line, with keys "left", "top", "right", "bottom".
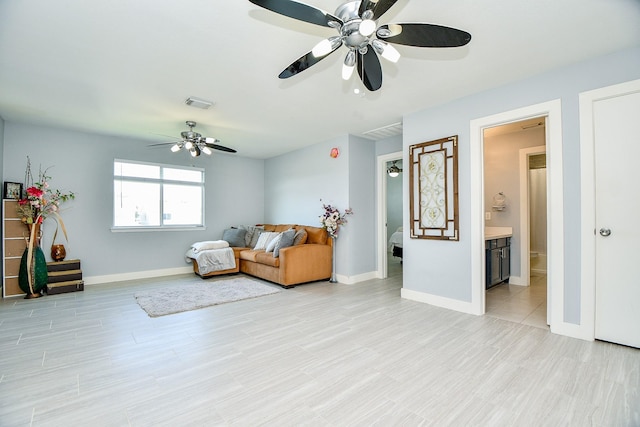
{"left": 388, "top": 231, "right": 403, "bottom": 250}
{"left": 189, "top": 240, "right": 229, "bottom": 253}
{"left": 186, "top": 247, "right": 236, "bottom": 275}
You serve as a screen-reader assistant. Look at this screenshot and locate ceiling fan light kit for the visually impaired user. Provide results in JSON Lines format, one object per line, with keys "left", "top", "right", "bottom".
{"left": 342, "top": 49, "right": 357, "bottom": 80}
{"left": 148, "top": 121, "right": 237, "bottom": 157}
{"left": 248, "top": 0, "right": 472, "bottom": 91}
{"left": 387, "top": 160, "right": 402, "bottom": 177}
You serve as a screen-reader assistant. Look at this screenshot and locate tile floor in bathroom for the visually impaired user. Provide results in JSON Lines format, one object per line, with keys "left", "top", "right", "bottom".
{"left": 485, "top": 271, "right": 548, "bottom": 329}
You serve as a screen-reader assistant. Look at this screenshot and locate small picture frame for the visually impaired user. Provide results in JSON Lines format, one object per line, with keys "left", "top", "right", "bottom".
{"left": 3, "top": 182, "right": 23, "bottom": 200}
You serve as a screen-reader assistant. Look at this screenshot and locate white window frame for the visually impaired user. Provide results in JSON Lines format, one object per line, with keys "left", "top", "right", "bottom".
{"left": 112, "top": 159, "right": 205, "bottom": 232}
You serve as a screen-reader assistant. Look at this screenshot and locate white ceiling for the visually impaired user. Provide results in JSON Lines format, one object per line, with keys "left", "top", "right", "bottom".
{"left": 0, "top": 0, "right": 638, "bottom": 159}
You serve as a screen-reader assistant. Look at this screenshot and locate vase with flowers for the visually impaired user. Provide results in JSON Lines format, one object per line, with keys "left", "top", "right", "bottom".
{"left": 319, "top": 200, "right": 353, "bottom": 283}
{"left": 16, "top": 160, "right": 74, "bottom": 298}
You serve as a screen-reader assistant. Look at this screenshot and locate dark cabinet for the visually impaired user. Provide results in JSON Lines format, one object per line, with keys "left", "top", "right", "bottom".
{"left": 486, "top": 237, "right": 510, "bottom": 289}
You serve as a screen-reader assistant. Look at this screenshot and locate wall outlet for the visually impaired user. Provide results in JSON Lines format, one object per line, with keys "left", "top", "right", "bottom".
{"left": 485, "top": 212, "right": 491, "bottom": 221}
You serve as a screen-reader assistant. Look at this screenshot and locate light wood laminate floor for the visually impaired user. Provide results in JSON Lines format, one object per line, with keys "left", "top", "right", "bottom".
{"left": 1, "top": 264, "right": 638, "bottom": 426}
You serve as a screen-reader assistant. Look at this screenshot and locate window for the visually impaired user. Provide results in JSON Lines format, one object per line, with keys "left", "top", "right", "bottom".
{"left": 113, "top": 160, "right": 204, "bottom": 229}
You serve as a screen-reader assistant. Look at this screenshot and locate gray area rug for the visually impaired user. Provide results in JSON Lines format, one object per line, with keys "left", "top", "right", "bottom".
{"left": 135, "top": 276, "right": 281, "bottom": 317}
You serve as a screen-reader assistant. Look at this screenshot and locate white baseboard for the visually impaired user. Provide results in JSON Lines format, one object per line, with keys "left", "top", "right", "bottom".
{"left": 337, "top": 271, "right": 378, "bottom": 285}
{"left": 508, "top": 275, "right": 527, "bottom": 286}
{"left": 84, "top": 266, "right": 193, "bottom": 286}
{"left": 401, "top": 288, "right": 480, "bottom": 315}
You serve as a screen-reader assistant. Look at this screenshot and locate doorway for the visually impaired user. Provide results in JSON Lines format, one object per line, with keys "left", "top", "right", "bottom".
{"left": 377, "top": 151, "right": 402, "bottom": 279}
{"left": 469, "top": 100, "right": 564, "bottom": 332}
{"left": 482, "top": 120, "right": 548, "bottom": 328}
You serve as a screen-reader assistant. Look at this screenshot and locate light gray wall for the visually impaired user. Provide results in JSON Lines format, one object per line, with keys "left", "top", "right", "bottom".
{"left": 2, "top": 122, "right": 264, "bottom": 279}
{"left": 264, "top": 135, "right": 349, "bottom": 226}
{"left": 375, "top": 134, "right": 402, "bottom": 156}
{"left": 264, "top": 135, "right": 352, "bottom": 276}
{"left": 263, "top": 134, "right": 377, "bottom": 279}
{"left": 403, "top": 46, "right": 640, "bottom": 324}
{"left": 345, "top": 135, "right": 376, "bottom": 277}
{"left": 484, "top": 127, "right": 545, "bottom": 278}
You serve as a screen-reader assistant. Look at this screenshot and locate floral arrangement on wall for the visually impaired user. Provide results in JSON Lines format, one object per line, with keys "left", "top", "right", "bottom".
{"left": 319, "top": 200, "right": 353, "bottom": 238}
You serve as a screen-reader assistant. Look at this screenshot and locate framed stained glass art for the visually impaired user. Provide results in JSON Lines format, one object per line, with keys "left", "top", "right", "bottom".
{"left": 409, "top": 135, "right": 459, "bottom": 241}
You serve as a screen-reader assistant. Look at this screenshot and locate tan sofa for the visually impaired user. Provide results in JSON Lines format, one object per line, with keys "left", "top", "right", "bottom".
{"left": 191, "top": 224, "right": 332, "bottom": 288}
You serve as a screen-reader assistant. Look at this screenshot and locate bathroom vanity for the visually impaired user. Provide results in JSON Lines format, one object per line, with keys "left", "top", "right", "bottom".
{"left": 485, "top": 227, "right": 512, "bottom": 289}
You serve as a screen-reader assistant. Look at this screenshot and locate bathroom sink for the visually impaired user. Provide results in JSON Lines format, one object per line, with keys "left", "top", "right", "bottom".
{"left": 485, "top": 226, "right": 513, "bottom": 240}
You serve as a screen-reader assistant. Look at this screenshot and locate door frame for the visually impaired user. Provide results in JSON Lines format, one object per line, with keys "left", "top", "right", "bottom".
{"left": 469, "top": 100, "right": 564, "bottom": 330}
{"left": 579, "top": 78, "right": 640, "bottom": 341}
{"left": 377, "top": 151, "right": 402, "bottom": 279}
{"left": 518, "top": 144, "right": 547, "bottom": 286}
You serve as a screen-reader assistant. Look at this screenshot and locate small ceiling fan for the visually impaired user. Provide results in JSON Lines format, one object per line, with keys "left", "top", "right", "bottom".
{"left": 248, "top": 0, "right": 472, "bottom": 91}
{"left": 149, "top": 121, "right": 237, "bottom": 157}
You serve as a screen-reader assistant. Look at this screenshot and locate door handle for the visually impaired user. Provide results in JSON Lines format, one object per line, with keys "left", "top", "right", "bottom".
{"left": 599, "top": 228, "right": 612, "bottom": 237}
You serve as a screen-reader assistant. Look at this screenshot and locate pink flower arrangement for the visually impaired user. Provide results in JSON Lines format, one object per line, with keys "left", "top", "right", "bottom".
{"left": 319, "top": 200, "right": 353, "bottom": 238}
{"left": 16, "top": 170, "right": 74, "bottom": 225}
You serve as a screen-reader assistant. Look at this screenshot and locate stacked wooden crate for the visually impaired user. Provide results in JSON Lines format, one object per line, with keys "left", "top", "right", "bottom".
{"left": 46, "top": 259, "right": 84, "bottom": 294}
{"left": 3, "top": 199, "right": 28, "bottom": 297}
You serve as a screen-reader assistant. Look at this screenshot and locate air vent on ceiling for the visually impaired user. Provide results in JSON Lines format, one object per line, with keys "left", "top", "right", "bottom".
{"left": 185, "top": 96, "right": 214, "bottom": 109}
{"left": 361, "top": 122, "right": 403, "bottom": 140}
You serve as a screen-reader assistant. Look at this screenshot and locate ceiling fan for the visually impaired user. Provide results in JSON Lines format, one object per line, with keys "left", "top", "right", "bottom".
{"left": 248, "top": 0, "right": 472, "bottom": 91}
{"left": 149, "top": 121, "right": 237, "bottom": 157}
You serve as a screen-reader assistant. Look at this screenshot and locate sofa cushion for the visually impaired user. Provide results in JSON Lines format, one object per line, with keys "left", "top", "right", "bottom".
{"left": 239, "top": 249, "right": 280, "bottom": 267}
{"left": 304, "top": 226, "right": 328, "bottom": 245}
{"left": 274, "top": 228, "right": 296, "bottom": 257}
{"left": 253, "top": 231, "right": 280, "bottom": 250}
{"left": 255, "top": 251, "right": 280, "bottom": 267}
{"left": 239, "top": 249, "right": 263, "bottom": 262}
{"left": 292, "top": 228, "right": 308, "bottom": 246}
{"left": 222, "top": 228, "right": 247, "bottom": 247}
{"left": 265, "top": 233, "right": 283, "bottom": 253}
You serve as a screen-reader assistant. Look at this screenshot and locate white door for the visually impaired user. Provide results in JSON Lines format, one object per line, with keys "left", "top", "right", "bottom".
{"left": 594, "top": 89, "right": 640, "bottom": 348}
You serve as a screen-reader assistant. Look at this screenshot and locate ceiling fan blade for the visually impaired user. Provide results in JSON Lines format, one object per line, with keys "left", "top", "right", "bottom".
{"left": 378, "top": 23, "right": 471, "bottom": 47}
{"left": 278, "top": 42, "right": 341, "bottom": 79}
{"left": 248, "top": 0, "right": 342, "bottom": 28}
{"left": 148, "top": 141, "right": 180, "bottom": 147}
{"left": 205, "top": 143, "right": 237, "bottom": 153}
{"left": 357, "top": 48, "right": 382, "bottom": 92}
{"left": 359, "top": 0, "right": 398, "bottom": 20}
{"left": 358, "top": 0, "right": 376, "bottom": 17}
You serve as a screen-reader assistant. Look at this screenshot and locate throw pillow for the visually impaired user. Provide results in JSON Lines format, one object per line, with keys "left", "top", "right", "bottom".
{"left": 253, "top": 231, "right": 279, "bottom": 250}
{"left": 222, "top": 228, "right": 247, "bottom": 247}
{"left": 239, "top": 225, "right": 263, "bottom": 247}
{"left": 274, "top": 228, "right": 296, "bottom": 257}
{"left": 265, "top": 233, "right": 283, "bottom": 253}
{"left": 249, "top": 226, "right": 264, "bottom": 248}
{"left": 293, "top": 228, "right": 308, "bottom": 246}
